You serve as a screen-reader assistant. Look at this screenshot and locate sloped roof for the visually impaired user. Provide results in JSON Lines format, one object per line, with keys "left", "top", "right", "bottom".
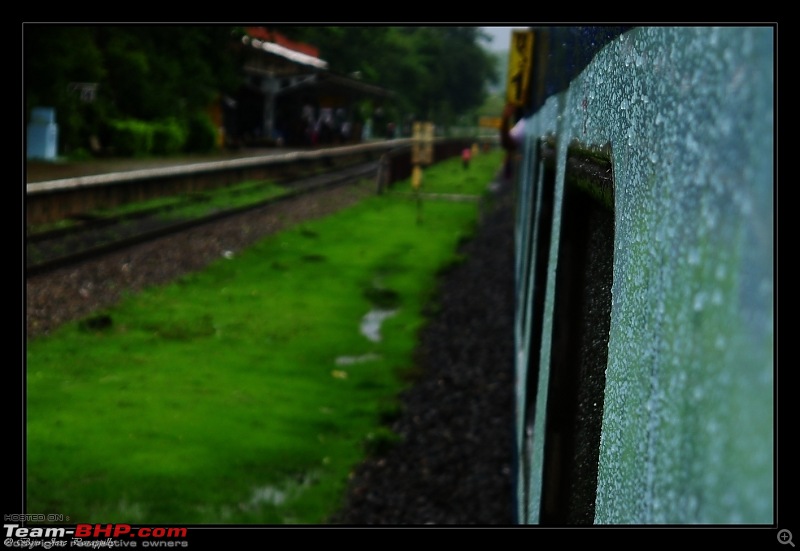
{"left": 293, "top": 71, "right": 394, "bottom": 99}
{"left": 241, "top": 27, "right": 328, "bottom": 70}
{"left": 238, "top": 27, "right": 393, "bottom": 100}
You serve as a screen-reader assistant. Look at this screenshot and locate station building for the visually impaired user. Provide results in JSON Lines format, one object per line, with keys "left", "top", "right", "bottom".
{"left": 219, "top": 27, "right": 395, "bottom": 148}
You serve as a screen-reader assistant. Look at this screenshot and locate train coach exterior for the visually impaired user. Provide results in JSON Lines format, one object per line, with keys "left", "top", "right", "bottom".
{"left": 510, "top": 26, "right": 774, "bottom": 525}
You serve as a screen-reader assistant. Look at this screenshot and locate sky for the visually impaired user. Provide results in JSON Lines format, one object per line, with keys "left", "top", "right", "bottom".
{"left": 480, "top": 26, "right": 527, "bottom": 53}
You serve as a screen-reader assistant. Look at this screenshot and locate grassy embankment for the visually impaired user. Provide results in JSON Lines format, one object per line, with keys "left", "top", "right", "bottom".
{"left": 26, "top": 147, "right": 505, "bottom": 524}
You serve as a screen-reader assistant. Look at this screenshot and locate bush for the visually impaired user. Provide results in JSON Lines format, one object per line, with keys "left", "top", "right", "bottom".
{"left": 152, "top": 118, "right": 187, "bottom": 156}
{"left": 107, "top": 119, "right": 154, "bottom": 157}
{"left": 66, "top": 147, "right": 93, "bottom": 161}
{"left": 184, "top": 113, "right": 218, "bottom": 153}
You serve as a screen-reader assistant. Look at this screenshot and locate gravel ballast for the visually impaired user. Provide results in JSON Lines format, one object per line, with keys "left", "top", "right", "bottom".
{"left": 26, "top": 183, "right": 374, "bottom": 338}
{"left": 330, "top": 177, "right": 517, "bottom": 525}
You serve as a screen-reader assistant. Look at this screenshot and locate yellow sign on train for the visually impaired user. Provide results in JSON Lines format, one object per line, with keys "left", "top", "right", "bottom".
{"left": 506, "top": 30, "right": 534, "bottom": 107}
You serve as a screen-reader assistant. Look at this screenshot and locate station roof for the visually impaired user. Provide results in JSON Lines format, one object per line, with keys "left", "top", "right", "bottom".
{"left": 241, "top": 27, "right": 328, "bottom": 73}
{"left": 285, "top": 71, "right": 394, "bottom": 100}
{"left": 239, "top": 27, "right": 393, "bottom": 100}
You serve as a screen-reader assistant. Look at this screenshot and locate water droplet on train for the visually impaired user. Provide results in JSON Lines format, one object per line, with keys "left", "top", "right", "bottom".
{"left": 693, "top": 292, "right": 706, "bottom": 311}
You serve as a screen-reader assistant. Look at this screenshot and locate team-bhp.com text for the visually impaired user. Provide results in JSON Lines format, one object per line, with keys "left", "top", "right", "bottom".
{"left": 4, "top": 524, "right": 188, "bottom": 548}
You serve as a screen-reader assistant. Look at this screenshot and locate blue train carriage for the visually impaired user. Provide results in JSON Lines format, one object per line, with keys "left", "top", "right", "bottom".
{"left": 509, "top": 26, "right": 774, "bottom": 525}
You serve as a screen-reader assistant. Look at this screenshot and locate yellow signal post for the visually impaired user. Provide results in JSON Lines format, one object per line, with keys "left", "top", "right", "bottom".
{"left": 412, "top": 164, "right": 423, "bottom": 190}
{"left": 412, "top": 121, "right": 422, "bottom": 166}
{"left": 411, "top": 121, "right": 426, "bottom": 189}
{"left": 422, "top": 122, "right": 434, "bottom": 165}
{"left": 412, "top": 163, "right": 424, "bottom": 225}
{"left": 411, "top": 122, "right": 434, "bottom": 225}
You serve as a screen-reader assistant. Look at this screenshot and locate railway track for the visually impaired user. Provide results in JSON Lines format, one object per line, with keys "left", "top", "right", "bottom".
{"left": 26, "top": 161, "right": 380, "bottom": 277}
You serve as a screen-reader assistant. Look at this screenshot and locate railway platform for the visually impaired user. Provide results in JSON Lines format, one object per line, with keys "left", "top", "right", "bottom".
{"left": 24, "top": 138, "right": 473, "bottom": 227}
{"left": 25, "top": 147, "right": 314, "bottom": 184}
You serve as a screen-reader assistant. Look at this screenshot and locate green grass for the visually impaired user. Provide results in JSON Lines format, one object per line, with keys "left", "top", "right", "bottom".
{"left": 391, "top": 146, "right": 500, "bottom": 196}
{"left": 26, "top": 149, "right": 505, "bottom": 525}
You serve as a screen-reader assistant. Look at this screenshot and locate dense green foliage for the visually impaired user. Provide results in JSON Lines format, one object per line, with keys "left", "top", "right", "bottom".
{"left": 25, "top": 25, "right": 242, "bottom": 157}
{"left": 24, "top": 25, "right": 501, "bottom": 158}
{"left": 280, "top": 26, "right": 500, "bottom": 125}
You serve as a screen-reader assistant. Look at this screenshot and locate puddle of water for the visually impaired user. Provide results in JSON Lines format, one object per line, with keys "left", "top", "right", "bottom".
{"left": 337, "top": 298, "right": 398, "bottom": 369}
{"left": 244, "top": 471, "right": 319, "bottom": 509}
{"left": 249, "top": 486, "right": 288, "bottom": 506}
{"left": 360, "top": 308, "right": 398, "bottom": 342}
{"left": 335, "top": 353, "right": 382, "bottom": 366}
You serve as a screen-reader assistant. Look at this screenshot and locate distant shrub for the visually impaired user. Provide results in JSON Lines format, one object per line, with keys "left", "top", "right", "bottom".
{"left": 152, "top": 118, "right": 187, "bottom": 155}
{"left": 66, "top": 147, "right": 93, "bottom": 161}
{"left": 184, "top": 113, "right": 218, "bottom": 153}
{"left": 108, "top": 119, "right": 153, "bottom": 157}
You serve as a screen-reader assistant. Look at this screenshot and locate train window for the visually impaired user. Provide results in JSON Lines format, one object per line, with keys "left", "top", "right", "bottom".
{"left": 530, "top": 140, "right": 615, "bottom": 525}
{"left": 518, "top": 138, "right": 557, "bottom": 522}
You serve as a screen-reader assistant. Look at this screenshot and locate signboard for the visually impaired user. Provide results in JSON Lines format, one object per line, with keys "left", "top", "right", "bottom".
{"left": 412, "top": 121, "right": 434, "bottom": 165}
{"left": 479, "top": 116, "right": 502, "bottom": 129}
{"left": 506, "top": 30, "right": 534, "bottom": 107}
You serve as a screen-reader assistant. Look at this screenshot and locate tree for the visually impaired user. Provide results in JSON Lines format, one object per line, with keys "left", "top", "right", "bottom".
{"left": 24, "top": 24, "right": 242, "bottom": 156}
{"left": 24, "top": 25, "right": 108, "bottom": 156}
{"left": 278, "top": 26, "right": 499, "bottom": 129}
{"left": 24, "top": 24, "right": 500, "bottom": 155}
